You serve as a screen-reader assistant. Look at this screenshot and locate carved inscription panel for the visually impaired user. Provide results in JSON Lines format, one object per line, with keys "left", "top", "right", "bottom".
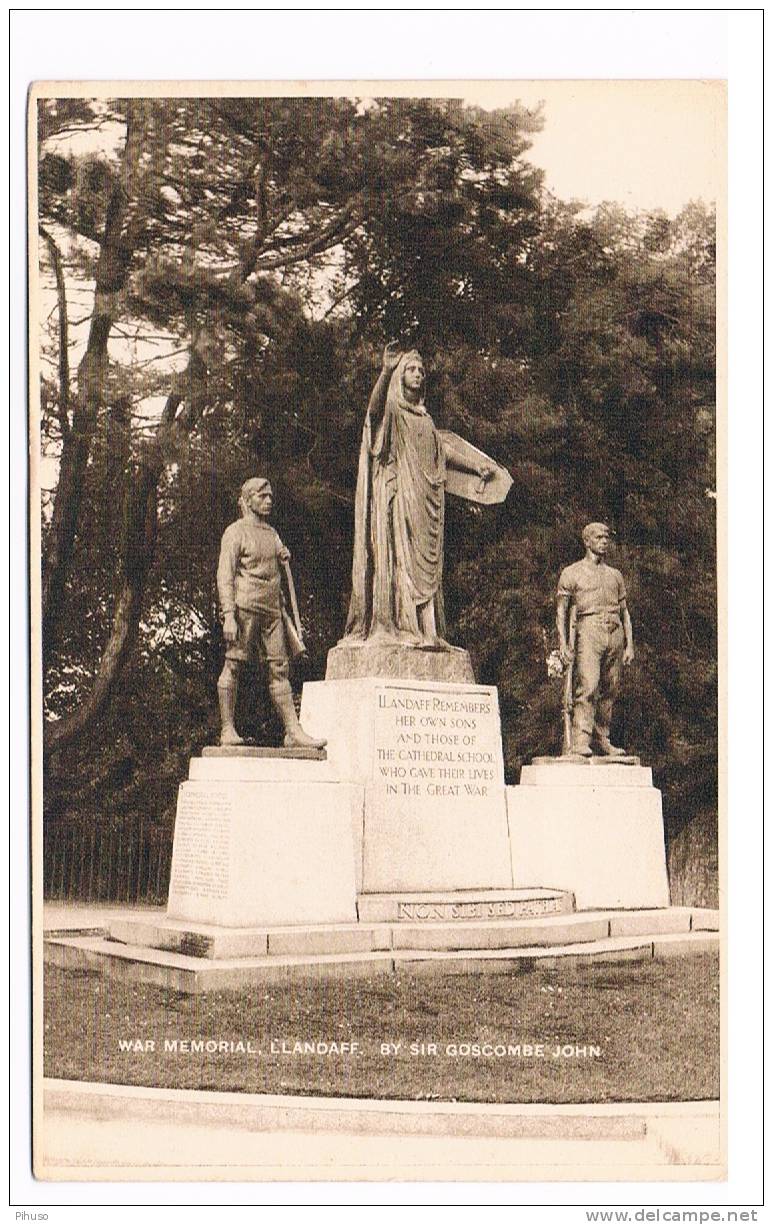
{"left": 373, "top": 683, "right": 504, "bottom": 801}
{"left": 168, "top": 786, "right": 232, "bottom": 901}
{"left": 397, "top": 897, "right": 563, "bottom": 921}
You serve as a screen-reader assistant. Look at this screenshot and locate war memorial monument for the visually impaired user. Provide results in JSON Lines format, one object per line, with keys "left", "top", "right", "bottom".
{"left": 31, "top": 76, "right": 725, "bottom": 1191}
{"left": 40, "top": 341, "right": 718, "bottom": 993}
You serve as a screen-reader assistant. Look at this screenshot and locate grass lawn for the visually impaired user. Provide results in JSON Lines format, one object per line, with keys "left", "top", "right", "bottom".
{"left": 44, "top": 951, "right": 719, "bottom": 1104}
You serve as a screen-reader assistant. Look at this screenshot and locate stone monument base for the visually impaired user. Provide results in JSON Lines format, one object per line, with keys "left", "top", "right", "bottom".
{"left": 166, "top": 753, "right": 359, "bottom": 928}
{"left": 506, "top": 761, "right": 669, "bottom": 910}
{"left": 300, "top": 676, "right": 513, "bottom": 893}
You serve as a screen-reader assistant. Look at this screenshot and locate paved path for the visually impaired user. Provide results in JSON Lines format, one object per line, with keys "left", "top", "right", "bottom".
{"left": 37, "top": 1081, "right": 723, "bottom": 1182}
{"left": 43, "top": 901, "right": 165, "bottom": 930}
{"left": 39, "top": 1111, "right": 671, "bottom": 1181}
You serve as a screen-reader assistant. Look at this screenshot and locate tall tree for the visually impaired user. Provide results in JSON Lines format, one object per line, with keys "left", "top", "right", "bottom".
{"left": 41, "top": 99, "right": 163, "bottom": 656}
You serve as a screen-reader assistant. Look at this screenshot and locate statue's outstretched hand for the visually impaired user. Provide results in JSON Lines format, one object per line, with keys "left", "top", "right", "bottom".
{"left": 382, "top": 341, "right": 402, "bottom": 373}
{"left": 475, "top": 463, "right": 496, "bottom": 493}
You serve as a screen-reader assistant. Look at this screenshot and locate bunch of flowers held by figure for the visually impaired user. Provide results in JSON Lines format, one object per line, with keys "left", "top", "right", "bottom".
{"left": 543, "top": 629, "right": 567, "bottom": 679}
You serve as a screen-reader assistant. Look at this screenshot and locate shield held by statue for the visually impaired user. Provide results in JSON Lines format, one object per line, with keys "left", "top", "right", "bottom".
{"left": 438, "top": 430, "right": 513, "bottom": 505}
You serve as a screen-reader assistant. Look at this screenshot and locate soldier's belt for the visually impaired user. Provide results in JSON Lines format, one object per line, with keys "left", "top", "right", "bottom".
{"left": 576, "top": 611, "right": 622, "bottom": 624}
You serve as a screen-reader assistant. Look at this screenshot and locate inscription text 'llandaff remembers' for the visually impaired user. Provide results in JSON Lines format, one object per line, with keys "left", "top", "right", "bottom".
{"left": 378, "top": 694, "right": 492, "bottom": 714}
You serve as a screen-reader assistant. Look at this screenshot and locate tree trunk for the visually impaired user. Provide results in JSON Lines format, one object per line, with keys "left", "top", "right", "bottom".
{"left": 39, "top": 226, "right": 71, "bottom": 439}
{"left": 45, "top": 460, "right": 159, "bottom": 756}
{"left": 43, "top": 353, "right": 204, "bottom": 759}
{"left": 42, "top": 101, "right": 149, "bottom": 659}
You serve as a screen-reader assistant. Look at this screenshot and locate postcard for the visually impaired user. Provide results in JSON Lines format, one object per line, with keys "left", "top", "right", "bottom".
{"left": 28, "top": 77, "right": 726, "bottom": 1186}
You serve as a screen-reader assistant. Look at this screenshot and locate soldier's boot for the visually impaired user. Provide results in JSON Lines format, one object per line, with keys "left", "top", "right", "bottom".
{"left": 591, "top": 736, "right": 626, "bottom": 756}
{"left": 570, "top": 738, "right": 593, "bottom": 757}
{"left": 217, "top": 678, "right": 244, "bottom": 746}
{"left": 591, "top": 698, "right": 625, "bottom": 755}
{"left": 570, "top": 725, "right": 593, "bottom": 757}
{"left": 271, "top": 683, "right": 327, "bottom": 750}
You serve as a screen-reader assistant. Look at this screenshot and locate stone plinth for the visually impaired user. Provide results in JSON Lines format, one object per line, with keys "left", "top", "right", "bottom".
{"left": 530, "top": 755, "right": 641, "bottom": 769}
{"left": 325, "top": 640, "right": 475, "bottom": 682}
{"left": 189, "top": 754, "right": 337, "bottom": 784}
{"left": 522, "top": 761, "right": 652, "bottom": 787}
{"left": 506, "top": 763, "right": 669, "bottom": 910}
{"left": 300, "top": 677, "right": 513, "bottom": 893}
{"left": 166, "top": 760, "right": 360, "bottom": 927}
{"left": 201, "top": 745, "right": 327, "bottom": 760}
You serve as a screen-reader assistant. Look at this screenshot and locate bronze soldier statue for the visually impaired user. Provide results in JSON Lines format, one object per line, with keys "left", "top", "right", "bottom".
{"left": 216, "top": 476, "right": 325, "bottom": 750}
{"left": 556, "top": 522, "right": 635, "bottom": 757}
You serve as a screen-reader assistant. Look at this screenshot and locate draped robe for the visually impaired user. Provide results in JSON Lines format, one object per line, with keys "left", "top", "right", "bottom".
{"left": 344, "top": 354, "right": 447, "bottom": 643}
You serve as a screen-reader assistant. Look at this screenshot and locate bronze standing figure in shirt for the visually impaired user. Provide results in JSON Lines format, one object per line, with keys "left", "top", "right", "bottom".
{"left": 216, "top": 477, "right": 326, "bottom": 749}
{"left": 556, "top": 522, "right": 635, "bottom": 757}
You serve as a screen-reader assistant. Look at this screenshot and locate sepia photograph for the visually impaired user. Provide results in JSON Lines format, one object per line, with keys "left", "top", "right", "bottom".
{"left": 28, "top": 72, "right": 728, "bottom": 1186}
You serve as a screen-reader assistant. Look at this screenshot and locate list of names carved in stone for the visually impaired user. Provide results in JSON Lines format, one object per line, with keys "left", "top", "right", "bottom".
{"left": 169, "top": 787, "right": 231, "bottom": 900}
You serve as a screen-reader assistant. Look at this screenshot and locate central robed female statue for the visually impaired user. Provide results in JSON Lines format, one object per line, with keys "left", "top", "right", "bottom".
{"left": 343, "top": 343, "right": 501, "bottom": 650}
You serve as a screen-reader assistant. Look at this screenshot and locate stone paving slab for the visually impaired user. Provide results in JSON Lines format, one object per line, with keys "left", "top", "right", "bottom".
{"left": 390, "top": 913, "right": 610, "bottom": 951}
{"left": 266, "top": 925, "right": 392, "bottom": 956}
{"left": 607, "top": 908, "right": 693, "bottom": 937}
{"left": 652, "top": 931, "right": 720, "bottom": 957}
{"left": 109, "top": 917, "right": 270, "bottom": 959}
{"left": 385, "top": 930, "right": 716, "bottom": 973}
{"left": 395, "top": 934, "right": 654, "bottom": 976}
{"left": 690, "top": 907, "right": 721, "bottom": 931}
{"left": 42, "top": 902, "right": 165, "bottom": 931}
{"left": 43, "top": 901, "right": 720, "bottom": 998}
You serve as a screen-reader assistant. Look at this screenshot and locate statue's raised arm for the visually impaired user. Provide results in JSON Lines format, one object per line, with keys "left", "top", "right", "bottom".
{"left": 342, "top": 346, "right": 511, "bottom": 651}
{"left": 364, "top": 341, "right": 402, "bottom": 430}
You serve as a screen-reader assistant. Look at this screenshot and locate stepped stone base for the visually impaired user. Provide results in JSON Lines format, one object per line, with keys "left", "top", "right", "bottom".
{"left": 108, "top": 916, "right": 392, "bottom": 959}
{"left": 326, "top": 640, "right": 475, "bottom": 682}
{"left": 44, "top": 907, "right": 719, "bottom": 994}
